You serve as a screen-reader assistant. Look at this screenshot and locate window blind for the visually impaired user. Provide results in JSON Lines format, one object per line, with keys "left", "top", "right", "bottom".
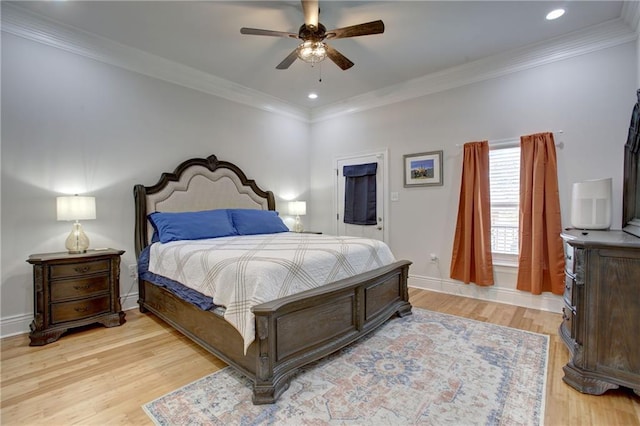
{"left": 489, "top": 146, "right": 520, "bottom": 254}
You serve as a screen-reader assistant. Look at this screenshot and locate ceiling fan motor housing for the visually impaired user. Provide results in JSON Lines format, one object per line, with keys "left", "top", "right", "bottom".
{"left": 299, "top": 22, "right": 326, "bottom": 42}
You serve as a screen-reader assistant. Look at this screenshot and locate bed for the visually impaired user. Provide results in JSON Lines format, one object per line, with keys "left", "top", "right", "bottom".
{"left": 133, "top": 154, "right": 412, "bottom": 404}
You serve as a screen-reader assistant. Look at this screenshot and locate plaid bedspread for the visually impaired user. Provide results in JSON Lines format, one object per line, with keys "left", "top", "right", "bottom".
{"left": 148, "top": 232, "right": 396, "bottom": 353}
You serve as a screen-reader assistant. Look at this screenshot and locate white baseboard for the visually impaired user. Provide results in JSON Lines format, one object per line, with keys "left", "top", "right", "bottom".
{"left": 121, "top": 292, "right": 140, "bottom": 312}
{"left": 0, "top": 293, "right": 140, "bottom": 340}
{"left": 409, "top": 274, "right": 563, "bottom": 313}
{"left": 0, "top": 313, "right": 33, "bottom": 339}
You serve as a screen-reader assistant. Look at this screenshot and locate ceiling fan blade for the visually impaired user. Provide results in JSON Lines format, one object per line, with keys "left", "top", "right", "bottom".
{"left": 325, "top": 44, "right": 354, "bottom": 70}
{"left": 301, "top": 0, "right": 319, "bottom": 29}
{"left": 325, "top": 20, "right": 385, "bottom": 40}
{"left": 276, "top": 49, "right": 299, "bottom": 70}
{"left": 240, "top": 27, "right": 298, "bottom": 39}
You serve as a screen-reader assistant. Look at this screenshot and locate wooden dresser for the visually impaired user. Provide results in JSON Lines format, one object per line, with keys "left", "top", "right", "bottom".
{"left": 27, "top": 249, "right": 126, "bottom": 346}
{"left": 560, "top": 229, "right": 640, "bottom": 396}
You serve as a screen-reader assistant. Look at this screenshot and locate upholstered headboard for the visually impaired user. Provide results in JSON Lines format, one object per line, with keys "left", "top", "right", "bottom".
{"left": 133, "top": 155, "right": 276, "bottom": 258}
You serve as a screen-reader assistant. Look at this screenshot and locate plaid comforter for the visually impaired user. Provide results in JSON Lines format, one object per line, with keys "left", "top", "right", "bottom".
{"left": 148, "top": 232, "right": 396, "bottom": 353}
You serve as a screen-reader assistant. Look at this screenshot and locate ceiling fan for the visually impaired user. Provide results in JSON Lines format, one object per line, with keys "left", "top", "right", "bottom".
{"left": 240, "top": 0, "right": 384, "bottom": 70}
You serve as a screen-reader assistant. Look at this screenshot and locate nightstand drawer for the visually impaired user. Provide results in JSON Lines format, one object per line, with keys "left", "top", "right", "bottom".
{"left": 50, "top": 259, "right": 110, "bottom": 279}
{"left": 50, "top": 276, "right": 109, "bottom": 302}
{"left": 51, "top": 296, "right": 110, "bottom": 323}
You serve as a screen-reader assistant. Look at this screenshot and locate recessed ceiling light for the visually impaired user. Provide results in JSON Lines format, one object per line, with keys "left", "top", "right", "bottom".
{"left": 308, "top": 93, "right": 318, "bottom": 100}
{"left": 546, "top": 8, "right": 565, "bottom": 20}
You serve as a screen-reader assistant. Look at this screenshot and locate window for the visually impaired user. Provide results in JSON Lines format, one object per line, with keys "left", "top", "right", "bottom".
{"left": 489, "top": 145, "right": 520, "bottom": 259}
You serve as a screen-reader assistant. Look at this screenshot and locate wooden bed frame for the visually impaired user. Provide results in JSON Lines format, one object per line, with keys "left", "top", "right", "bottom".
{"left": 133, "top": 154, "right": 412, "bottom": 404}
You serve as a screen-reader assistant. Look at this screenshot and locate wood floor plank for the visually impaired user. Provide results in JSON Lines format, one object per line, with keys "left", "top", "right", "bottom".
{"left": 1, "top": 288, "right": 638, "bottom": 425}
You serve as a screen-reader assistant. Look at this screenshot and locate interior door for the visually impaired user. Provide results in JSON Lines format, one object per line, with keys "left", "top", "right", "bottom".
{"left": 335, "top": 151, "right": 388, "bottom": 243}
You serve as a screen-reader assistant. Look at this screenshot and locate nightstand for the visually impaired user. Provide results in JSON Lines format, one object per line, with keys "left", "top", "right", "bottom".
{"left": 27, "top": 249, "right": 126, "bottom": 346}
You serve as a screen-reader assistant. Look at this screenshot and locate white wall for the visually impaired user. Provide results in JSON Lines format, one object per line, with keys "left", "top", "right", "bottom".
{"left": 1, "top": 33, "right": 310, "bottom": 336}
{"left": 309, "top": 42, "right": 636, "bottom": 311}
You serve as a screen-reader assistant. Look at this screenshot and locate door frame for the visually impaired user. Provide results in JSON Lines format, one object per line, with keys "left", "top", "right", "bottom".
{"left": 334, "top": 149, "right": 390, "bottom": 243}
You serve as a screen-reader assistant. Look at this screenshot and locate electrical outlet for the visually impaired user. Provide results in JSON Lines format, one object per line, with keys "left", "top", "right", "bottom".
{"left": 429, "top": 253, "right": 438, "bottom": 263}
{"left": 128, "top": 264, "right": 138, "bottom": 278}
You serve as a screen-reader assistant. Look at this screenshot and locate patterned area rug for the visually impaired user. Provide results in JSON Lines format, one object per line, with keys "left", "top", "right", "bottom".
{"left": 143, "top": 308, "right": 548, "bottom": 425}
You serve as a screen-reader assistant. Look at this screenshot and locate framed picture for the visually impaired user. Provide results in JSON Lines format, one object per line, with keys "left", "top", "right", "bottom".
{"left": 403, "top": 150, "right": 443, "bottom": 187}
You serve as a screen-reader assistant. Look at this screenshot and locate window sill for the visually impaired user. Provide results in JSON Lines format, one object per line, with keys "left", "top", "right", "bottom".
{"left": 492, "top": 253, "right": 518, "bottom": 268}
{"left": 493, "top": 260, "right": 518, "bottom": 268}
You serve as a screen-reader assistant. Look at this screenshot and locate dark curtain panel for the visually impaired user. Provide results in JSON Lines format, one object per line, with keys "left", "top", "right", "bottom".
{"left": 343, "top": 163, "right": 377, "bottom": 225}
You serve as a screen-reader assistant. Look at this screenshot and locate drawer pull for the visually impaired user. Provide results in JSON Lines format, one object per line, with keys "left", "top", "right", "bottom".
{"left": 74, "top": 306, "right": 89, "bottom": 313}
{"left": 74, "top": 266, "right": 91, "bottom": 273}
{"left": 73, "top": 284, "right": 92, "bottom": 291}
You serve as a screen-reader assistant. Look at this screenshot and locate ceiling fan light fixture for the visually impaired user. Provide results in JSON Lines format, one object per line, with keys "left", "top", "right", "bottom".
{"left": 297, "top": 40, "right": 327, "bottom": 64}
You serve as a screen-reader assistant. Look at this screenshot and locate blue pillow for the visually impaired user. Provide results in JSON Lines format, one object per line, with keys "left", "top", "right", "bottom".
{"left": 148, "top": 209, "right": 237, "bottom": 243}
{"left": 229, "top": 209, "right": 289, "bottom": 235}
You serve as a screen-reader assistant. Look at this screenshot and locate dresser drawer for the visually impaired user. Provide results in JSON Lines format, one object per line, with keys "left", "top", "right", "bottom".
{"left": 50, "top": 259, "right": 110, "bottom": 279}
{"left": 564, "top": 274, "right": 574, "bottom": 306}
{"left": 51, "top": 296, "right": 110, "bottom": 324}
{"left": 564, "top": 243, "right": 575, "bottom": 273}
{"left": 50, "top": 276, "right": 109, "bottom": 302}
{"left": 562, "top": 305, "right": 574, "bottom": 336}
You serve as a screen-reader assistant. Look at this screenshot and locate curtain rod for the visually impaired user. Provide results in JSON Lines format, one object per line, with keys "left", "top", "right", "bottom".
{"left": 455, "top": 130, "right": 564, "bottom": 149}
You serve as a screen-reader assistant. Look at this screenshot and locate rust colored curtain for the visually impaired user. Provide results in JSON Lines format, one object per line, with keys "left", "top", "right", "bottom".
{"left": 516, "top": 132, "right": 565, "bottom": 295}
{"left": 450, "top": 141, "right": 494, "bottom": 285}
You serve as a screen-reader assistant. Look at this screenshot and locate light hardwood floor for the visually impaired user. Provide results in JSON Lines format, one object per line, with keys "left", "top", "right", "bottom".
{"left": 1, "top": 288, "right": 638, "bottom": 425}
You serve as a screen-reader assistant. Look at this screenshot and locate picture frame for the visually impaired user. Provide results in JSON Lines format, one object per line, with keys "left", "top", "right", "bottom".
{"left": 403, "top": 150, "right": 444, "bottom": 187}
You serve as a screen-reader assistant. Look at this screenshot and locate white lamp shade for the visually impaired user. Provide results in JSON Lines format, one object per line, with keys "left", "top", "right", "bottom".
{"left": 57, "top": 196, "right": 96, "bottom": 221}
{"left": 288, "top": 201, "right": 307, "bottom": 216}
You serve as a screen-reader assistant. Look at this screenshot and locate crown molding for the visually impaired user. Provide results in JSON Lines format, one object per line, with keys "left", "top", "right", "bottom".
{"left": 2, "top": 3, "right": 636, "bottom": 125}
{"left": 622, "top": 1, "right": 640, "bottom": 34}
{"left": 1, "top": 3, "right": 311, "bottom": 122}
{"left": 311, "top": 18, "right": 637, "bottom": 122}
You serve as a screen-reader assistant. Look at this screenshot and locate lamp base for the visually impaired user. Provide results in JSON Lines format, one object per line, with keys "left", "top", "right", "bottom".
{"left": 293, "top": 215, "right": 304, "bottom": 233}
{"left": 67, "top": 249, "right": 87, "bottom": 255}
{"left": 65, "top": 222, "right": 90, "bottom": 254}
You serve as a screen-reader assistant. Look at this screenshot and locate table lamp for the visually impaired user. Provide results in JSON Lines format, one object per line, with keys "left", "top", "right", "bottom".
{"left": 56, "top": 195, "right": 96, "bottom": 253}
{"left": 288, "top": 201, "right": 306, "bottom": 233}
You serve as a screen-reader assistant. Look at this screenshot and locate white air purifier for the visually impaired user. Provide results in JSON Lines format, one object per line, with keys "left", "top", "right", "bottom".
{"left": 570, "top": 178, "right": 612, "bottom": 230}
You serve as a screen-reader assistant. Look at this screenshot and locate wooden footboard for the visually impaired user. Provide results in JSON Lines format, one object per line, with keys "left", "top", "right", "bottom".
{"left": 138, "top": 259, "right": 412, "bottom": 404}
{"left": 251, "top": 259, "right": 412, "bottom": 404}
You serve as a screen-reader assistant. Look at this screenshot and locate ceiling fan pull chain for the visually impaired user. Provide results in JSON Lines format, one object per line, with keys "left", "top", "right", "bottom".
{"left": 318, "top": 63, "right": 322, "bottom": 83}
